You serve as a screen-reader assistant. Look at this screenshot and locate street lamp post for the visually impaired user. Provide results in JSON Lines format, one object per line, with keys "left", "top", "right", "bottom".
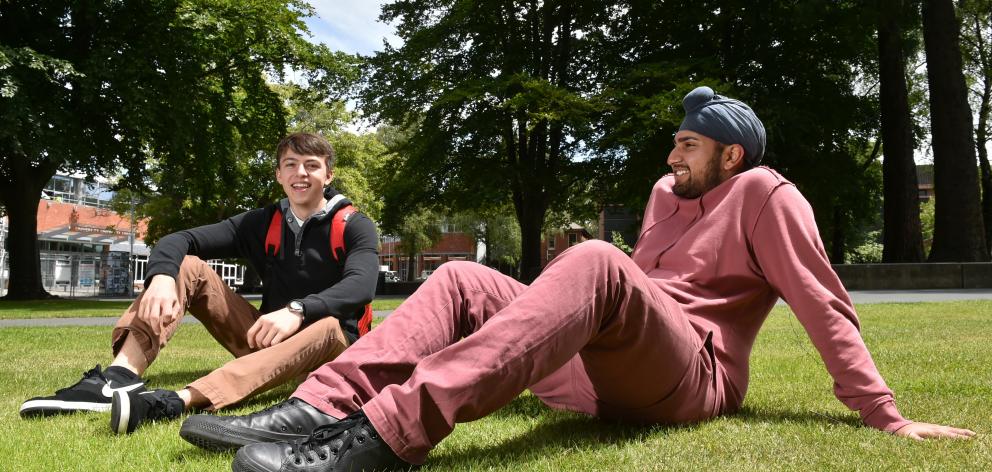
{"left": 128, "top": 195, "right": 136, "bottom": 298}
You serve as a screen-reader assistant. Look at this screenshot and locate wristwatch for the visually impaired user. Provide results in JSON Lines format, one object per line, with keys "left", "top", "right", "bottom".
{"left": 287, "top": 300, "right": 305, "bottom": 318}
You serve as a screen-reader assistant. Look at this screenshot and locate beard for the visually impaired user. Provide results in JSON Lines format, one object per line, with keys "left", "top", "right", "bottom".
{"left": 672, "top": 150, "right": 724, "bottom": 199}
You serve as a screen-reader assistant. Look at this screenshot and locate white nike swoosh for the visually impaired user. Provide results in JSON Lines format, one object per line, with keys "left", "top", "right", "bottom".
{"left": 100, "top": 382, "right": 145, "bottom": 398}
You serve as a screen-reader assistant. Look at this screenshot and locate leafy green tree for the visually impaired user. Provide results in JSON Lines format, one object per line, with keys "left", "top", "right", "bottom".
{"left": 360, "top": 0, "right": 610, "bottom": 281}
{"left": 921, "top": 0, "right": 989, "bottom": 261}
{"left": 920, "top": 196, "right": 937, "bottom": 256}
{"left": 362, "top": 1, "right": 906, "bottom": 271}
{"left": 452, "top": 206, "right": 521, "bottom": 273}
{"left": 845, "top": 230, "right": 884, "bottom": 264}
{"left": 610, "top": 231, "right": 633, "bottom": 256}
{"left": 281, "top": 84, "right": 387, "bottom": 222}
{"left": 598, "top": 1, "right": 883, "bottom": 262}
{"left": 395, "top": 209, "right": 443, "bottom": 281}
{"left": 0, "top": 0, "right": 348, "bottom": 299}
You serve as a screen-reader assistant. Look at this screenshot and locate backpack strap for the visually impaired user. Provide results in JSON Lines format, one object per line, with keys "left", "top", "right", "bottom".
{"left": 330, "top": 204, "right": 356, "bottom": 262}
{"left": 265, "top": 207, "right": 284, "bottom": 257}
{"left": 330, "top": 204, "right": 374, "bottom": 337}
{"left": 358, "top": 304, "right": 373, "bottom": 337}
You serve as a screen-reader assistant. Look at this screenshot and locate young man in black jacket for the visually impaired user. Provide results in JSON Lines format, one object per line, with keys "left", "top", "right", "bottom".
{"left": 19, "top": 132, "right": 380, "bottom": 435}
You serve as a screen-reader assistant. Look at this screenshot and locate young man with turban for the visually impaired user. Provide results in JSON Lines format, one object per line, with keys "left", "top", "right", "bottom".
{"left": 183, "top": 87, "right": 974, "bottom": 472}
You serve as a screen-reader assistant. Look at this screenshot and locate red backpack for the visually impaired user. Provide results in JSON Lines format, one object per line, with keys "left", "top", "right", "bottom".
{"left": 263, "top": 204, "right": 373, "bottom": 337}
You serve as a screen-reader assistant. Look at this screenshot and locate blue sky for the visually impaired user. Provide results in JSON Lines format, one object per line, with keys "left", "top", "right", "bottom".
{"left": 302, "top": 0, "right": 400, "bottom": 55}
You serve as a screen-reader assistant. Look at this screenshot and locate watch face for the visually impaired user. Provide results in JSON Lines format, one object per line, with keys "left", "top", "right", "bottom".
{"left": 289, "top": 301, "right": 303, "bottom": 312}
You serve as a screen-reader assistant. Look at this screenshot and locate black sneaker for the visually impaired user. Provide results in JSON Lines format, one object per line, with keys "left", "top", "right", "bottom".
{"left": 19, "top": 365, "right": 145, "bottom": 418}
{"left": 110, "top": 388, "right": 185, "bottom": 434}
{"left": 180, "top": 398, "right": 337, "bottom": 452}
{"left": 232, "top": 410, "right": 413, "bottom": 472}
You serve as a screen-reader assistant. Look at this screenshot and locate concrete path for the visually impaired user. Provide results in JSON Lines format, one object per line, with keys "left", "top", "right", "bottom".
{"left": 0, "top": 310, "right": 394, "bottom": 328}
{"left": 2, "top": 290, "right": 991, "bottom": 328}
{"left": 845, "top": 289, "right": 992, "bottom": 304}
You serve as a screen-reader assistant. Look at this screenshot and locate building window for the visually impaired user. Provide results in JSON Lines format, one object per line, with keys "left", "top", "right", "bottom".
{"left": 547, "top": 237, "right": 555, "bottom": 250}
{"left": 568, "top": 233, "right": 578, "bottom": 247}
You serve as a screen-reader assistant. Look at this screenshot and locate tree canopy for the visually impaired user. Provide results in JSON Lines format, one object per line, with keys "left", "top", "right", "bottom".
{"left": 363, "top": 0, "right": 887, "bottom": 272}
{"left": 361, "top": 0, "right": 617, "bottom": 280}
{"left": 0, "top": 0, "right": 354, "bottom": 298}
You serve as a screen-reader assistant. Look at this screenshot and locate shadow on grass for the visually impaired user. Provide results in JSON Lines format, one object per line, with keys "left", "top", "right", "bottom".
{"left": 429, "top": 395, "right": 693, "bottom": 469}
{"left": 431, "top": 396, "right": 862, "bottom": 468}
{"left": 173, "top": 444, "right": 237, "bottom": 464}
{"left": 166, "top": 392, "right": 862, "bottom": 469}
{"left": 730, "top": 405, "right": 861, "bottom": 428}
{"left": 0, "top": 299, "right": 131, "bottom": 313}
{"left": 431, "top": 416, "right": 680, "bottom": 469}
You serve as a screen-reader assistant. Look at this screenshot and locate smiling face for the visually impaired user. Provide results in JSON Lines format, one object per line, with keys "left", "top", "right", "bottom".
{"left": 275, "top": 150, "right": 334, "bottom": 215}
{"left": 667, "top": 130, "right": 744, "bottom": 199}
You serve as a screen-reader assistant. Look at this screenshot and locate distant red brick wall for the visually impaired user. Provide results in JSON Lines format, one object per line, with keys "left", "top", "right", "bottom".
{"left": 379, "top": 232, "right": 475, "bottom": 256}
{"left": 540, "top": 229, "right": 592, "bottom": 267}
{"left": 378, "top": 232, "right": 476, "bottom": 276}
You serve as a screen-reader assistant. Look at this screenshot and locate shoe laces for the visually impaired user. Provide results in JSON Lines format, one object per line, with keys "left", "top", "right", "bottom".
{"left": 288, "top": 412, "right": 375, "bottom": 465}
{"left": 143, "top": 391, "right": 183, "bottom": 420}
{"left": 56, "top": 365, "right": 106, "bottom": 394}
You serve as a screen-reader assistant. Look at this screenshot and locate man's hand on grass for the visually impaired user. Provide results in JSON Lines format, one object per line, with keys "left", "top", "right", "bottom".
{"left": 137, "top": 274, "right": 180, "bottom": 336}
{"left": 247, "top": 308, "right": 303, "bottom": 349}
{"left": 895, "top": 422, "right": 976, "bottom": 440}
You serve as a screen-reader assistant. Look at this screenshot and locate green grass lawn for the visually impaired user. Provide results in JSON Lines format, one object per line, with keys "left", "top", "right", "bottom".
{"left": 0, "top": 301, "right": 989, "bottom": 471}
{"left": 0, "top": 296, "right": 407, "bottom": 319}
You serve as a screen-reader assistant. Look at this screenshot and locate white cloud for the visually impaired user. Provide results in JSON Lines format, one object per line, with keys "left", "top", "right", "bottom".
{"left": 303, "top": 0, "right": 401, "bottom": 55}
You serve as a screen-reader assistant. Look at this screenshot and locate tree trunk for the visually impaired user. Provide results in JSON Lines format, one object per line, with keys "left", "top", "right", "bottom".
{"left": 922, "top": 0, "right": 989, "bottom": 261}
{"left": 515, "top": 190, "right": 547, "bottom": 283}
{"left": 830, "top": 204, "right": 847, "bottom": 263}
{"left": 405, "top": 250, "right": 417, "bottom": 282}
{"left": 878, "top": 0, "right": 926, "bottom": 262}
{"left": 977, "top": 89, "right": 992, "bottom": 257}
{"left": 1, "top": 165, "right": 54, "bottom": 300}
{"left": 972, "top": 11, "right": 992, "bottom": 258}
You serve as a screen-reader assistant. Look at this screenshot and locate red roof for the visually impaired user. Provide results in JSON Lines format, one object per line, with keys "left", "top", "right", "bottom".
{"left": 36, "top": 200, "right": 148, "bottom": 242}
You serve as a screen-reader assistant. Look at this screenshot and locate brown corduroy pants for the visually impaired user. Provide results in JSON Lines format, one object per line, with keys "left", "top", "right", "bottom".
{"left": 111, "top": 256, "right": 349, "bottom": 410}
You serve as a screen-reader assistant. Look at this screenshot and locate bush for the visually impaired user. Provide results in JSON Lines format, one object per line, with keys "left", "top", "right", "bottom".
{"left": 845, "top": 230, "right": 883, "bottom": 263}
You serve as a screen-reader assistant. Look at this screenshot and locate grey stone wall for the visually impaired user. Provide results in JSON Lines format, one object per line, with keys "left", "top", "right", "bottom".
{"left": 832, "top": 263, "right": 992, "bottom": 290}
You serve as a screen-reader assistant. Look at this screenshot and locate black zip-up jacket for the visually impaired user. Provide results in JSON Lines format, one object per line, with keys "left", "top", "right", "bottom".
{"left": 144, "top": 187, "right": 379, "bottom": 342}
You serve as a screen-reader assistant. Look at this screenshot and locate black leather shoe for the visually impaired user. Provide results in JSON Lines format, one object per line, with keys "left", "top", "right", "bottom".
{"left": 180, "top": 398, "right": 337, "bottom": 451}
{"left": 232, "top": 410, "right": 413, "bottom": 472}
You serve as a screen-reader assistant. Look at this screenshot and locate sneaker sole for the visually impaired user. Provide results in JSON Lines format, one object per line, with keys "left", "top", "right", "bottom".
{"left": 19, "top": 381, "right": 145, "bottom": 419}
{"left": 110, "top": 391, "right": 131, "bottom": 435}
{"left": 179, "top": 417, "right": 310, "bottom": 452}
{"left": 19, "top": 400, "right": 112, "bottom": 418}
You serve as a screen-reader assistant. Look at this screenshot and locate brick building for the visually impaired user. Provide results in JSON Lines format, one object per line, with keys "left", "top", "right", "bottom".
{"left": 540, "top": 224, "right": 594, "bottom": 267}
{"left": 379, "top": 228, "right": 477, "bottom": 281}
{"left": 1, "top": 174, "right": 244, "bottom": 297}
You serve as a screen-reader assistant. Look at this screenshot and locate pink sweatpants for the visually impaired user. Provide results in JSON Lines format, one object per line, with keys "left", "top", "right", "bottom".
{"left": 293, "top": 240, "right": 722, "bottom": 464}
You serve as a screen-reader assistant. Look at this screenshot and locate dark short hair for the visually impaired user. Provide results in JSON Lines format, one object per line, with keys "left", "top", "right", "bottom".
{"left": 275, "top": 132, "right": 335, "bottom": 168}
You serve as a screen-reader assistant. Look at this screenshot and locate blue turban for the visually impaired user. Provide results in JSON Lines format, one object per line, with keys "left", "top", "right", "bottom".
{"left": 678, "top": 86, "right": 766, "bottom": 166}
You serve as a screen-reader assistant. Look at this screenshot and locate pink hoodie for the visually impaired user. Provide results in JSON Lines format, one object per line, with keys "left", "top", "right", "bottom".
{"left": 631, "top": 166, "right": 910, "bottom": 432}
